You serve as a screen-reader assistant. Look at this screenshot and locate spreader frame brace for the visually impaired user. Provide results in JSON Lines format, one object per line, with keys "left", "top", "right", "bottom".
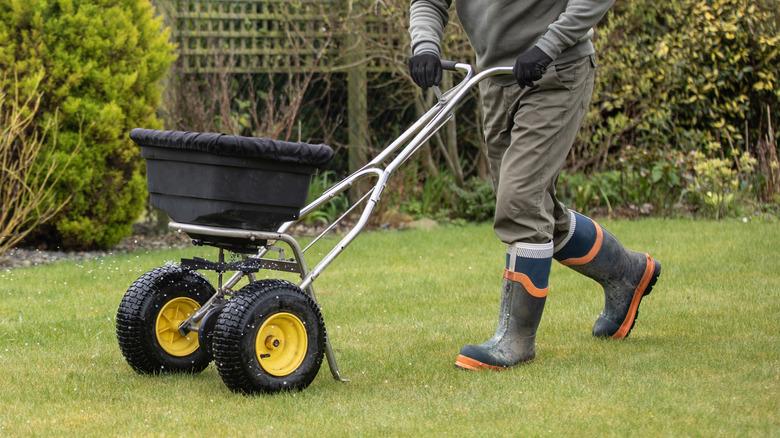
{"left": 171, "top": 222, "right": 350, "bottom": 382}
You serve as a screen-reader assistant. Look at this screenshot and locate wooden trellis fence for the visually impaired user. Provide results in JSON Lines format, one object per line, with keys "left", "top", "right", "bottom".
{"left": 158, "top": 0, "right": 470, "bottom": 178}
{"left": 165, "top": 0, "right": 416, "bottom": 73}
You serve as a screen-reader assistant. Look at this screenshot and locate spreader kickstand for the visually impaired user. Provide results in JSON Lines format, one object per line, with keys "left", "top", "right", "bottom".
{"left": 324, "top": 338, "right": 349, "bottom": 383}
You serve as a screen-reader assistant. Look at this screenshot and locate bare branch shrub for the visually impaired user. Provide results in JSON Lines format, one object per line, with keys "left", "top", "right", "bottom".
{"left": 0, "top": 75, "right": 72, "bottom": 256}
{"left": 755, "top": 105, "right": 780, "bottom": 201}
{"left": 161, "top": 1, "right": 335, "bottom": 143}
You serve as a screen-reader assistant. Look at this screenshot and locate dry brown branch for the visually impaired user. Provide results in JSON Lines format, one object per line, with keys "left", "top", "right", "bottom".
{"left": 756, "top": 104, "right": 780, "bottom": 200}
{"left": 249, "top": 1, "right": 335, "bottom": 141}
{"left": 162, "top": 1, "right": 336, "bottom": 144}
{"left": 0, "top": 74, "right": 73, "bottom": 256}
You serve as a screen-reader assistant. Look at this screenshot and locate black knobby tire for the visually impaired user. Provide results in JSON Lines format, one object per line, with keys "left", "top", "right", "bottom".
{"left": 116, "top": 264, "right": 215, "bottom": 374}
{"left": 198, "top": 304, "right": 224, "bottom": 358}
{"left": 212, "top": 280, "right": 325, "bottom": 394}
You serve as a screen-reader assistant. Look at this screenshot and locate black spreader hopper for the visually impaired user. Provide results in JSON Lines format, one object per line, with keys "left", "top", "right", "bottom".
{"left": 131, "top": 129, "right": 334, "bottom": 249}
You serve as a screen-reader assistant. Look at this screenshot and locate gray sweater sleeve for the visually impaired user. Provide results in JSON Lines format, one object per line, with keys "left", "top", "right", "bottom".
{"left": 409, "top": 0, "right": 452, "bottom": 56}
{"left": 536, "top": 0, "right": 615, "bottom": 60}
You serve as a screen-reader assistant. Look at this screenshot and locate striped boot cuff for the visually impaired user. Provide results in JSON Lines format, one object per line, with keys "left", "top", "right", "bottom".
{"left": 505, "top": 241, "right": 553, "bottom": 298}
{"left": 553, "top": 210, "right": 603, "bottom": 266}
{"left": 554, "top": 210, "right": 577, "bottom": 253}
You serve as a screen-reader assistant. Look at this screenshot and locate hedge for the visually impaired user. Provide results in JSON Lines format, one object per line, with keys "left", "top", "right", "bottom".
{"left": 0, "top": 0, "right": 174, "bottom": 248}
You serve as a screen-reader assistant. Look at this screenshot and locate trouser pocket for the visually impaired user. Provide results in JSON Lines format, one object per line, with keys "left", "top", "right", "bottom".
{"left": 553, "top": 56, "right": 592, "bottom": 91}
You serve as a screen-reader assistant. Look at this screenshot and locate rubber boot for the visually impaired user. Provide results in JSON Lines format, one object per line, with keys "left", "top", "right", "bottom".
{"left": 455, "top": 242, "right": 551, "bottom": 371}
{"left": 554, "top": 211, "right": 662, "bottom": 339}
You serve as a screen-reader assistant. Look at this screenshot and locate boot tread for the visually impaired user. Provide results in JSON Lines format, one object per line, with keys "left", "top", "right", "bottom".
{"left": 610, "top": 255, "right": 661, "bottom": 339}
{"left": 455, "top": 354, "right": 510, "bottom": 372}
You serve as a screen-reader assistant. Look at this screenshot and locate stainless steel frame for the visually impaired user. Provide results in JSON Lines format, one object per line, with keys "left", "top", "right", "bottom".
{"left": 171, "top": 62, "right": 513, "bottom": 383}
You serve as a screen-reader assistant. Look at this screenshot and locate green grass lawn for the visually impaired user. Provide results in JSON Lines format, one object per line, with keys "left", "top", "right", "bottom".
{"left": 0, "top": 219, "right": 778, "bottom": 436}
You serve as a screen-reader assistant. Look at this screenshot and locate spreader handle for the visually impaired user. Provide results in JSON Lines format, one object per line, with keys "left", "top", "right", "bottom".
{"left": 440, "top": 59, "right": 459, "bottom": 71}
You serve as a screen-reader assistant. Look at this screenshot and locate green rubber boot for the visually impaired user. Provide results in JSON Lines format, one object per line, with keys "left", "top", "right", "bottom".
{"left": 456, "top": 242, "right": 551, "bottom": 370}
{"left": 554, "top": 211, "right": 661, "bottom": 339}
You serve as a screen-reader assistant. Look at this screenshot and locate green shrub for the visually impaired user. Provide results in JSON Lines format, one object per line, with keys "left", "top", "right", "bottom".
{"left": 688, "top": 150, "right": 757, "bottom": 219}
{"left": 450, "top": 176, "right": 495, "bottom": 223}
{"left": 616, "top": 147, "right": 689, "bottom": 214}
{"left": 303, "top": 170, "right": 350, "bottom": 225}
{"left": 555, "top": 0, "right": 779, "bottom": 218}
{"left": 558, "top": 171, "right": 622, "bottom": 214}
{"left": 580, "top": 0, "right": 779, "bottom": 165}
{"left": 391, "top": 171, "right": 495, "bottom": 223}
{"left": 400, "top": 172, "right": 458, "bottom": 220}
{"left": 0, "top": 0, "right": 174, "bottom": 248}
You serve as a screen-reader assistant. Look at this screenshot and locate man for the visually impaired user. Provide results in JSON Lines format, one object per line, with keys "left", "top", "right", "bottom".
{"left": 408, "top": 0, "right": 662, "bottom": 371}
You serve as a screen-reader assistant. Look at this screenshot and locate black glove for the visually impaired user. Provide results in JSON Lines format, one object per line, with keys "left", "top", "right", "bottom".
{"left": 408, "top": 52, "right": 442, "bottom": 89}
{"left": 513, "top": 46, "right": 553, "bottom": 88}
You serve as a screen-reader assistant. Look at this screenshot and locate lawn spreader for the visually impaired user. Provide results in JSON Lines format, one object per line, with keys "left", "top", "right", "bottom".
{"left": 116, "top": 61, "right": 510, "bottom": 394}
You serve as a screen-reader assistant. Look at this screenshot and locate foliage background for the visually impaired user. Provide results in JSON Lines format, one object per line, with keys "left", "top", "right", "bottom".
{"left": 160, "top": 0, "right": 779, "bottom": 226}
{"left": 1, "top": 0, "right": 778, "bottom": 249}
{"left": 0, "top": 0, "right": 174, "bottom": 248}
{"left": 570, "top": 0, "right": 780, "bottom": 216}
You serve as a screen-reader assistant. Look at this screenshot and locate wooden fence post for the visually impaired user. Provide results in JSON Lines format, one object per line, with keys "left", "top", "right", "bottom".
{"left": 345, "top": 0, "right": 369, "bottom": 201}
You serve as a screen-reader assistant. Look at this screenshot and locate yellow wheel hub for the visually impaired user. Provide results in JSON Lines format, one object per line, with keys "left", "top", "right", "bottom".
{"left": 155, "top": 297, "right": 201, "bottom": 357}
{"left": 255, "top": 312, "right": 308, "bottom": 377}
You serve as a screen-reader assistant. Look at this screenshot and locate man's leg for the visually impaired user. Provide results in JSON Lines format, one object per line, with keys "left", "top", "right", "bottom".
{"left": 553, "top": 210, "right": 662, "bottom": 338}
{"left": 456, "top": 56, "right": 595, "bottom": 370}
{"left": 540, "top": 60, "right": 662, "bottom": 339}
{"left": 479, "top": 79, "right": 513, "bottom": 191}
{"left": 548, "top": 176, "right": 574, "bottom": 246}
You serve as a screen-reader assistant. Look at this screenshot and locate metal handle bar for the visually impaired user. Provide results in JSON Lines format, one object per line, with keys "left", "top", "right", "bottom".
{"left": 295, "top": 63, "right": 514, "bottom": 290}
{"left": 440, "top": 59, "right": 459, "bottom": 71}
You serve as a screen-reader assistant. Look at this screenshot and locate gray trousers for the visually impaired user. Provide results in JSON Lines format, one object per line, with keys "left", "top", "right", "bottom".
{"left": 479, "top": 55, "right": 596, "bottom": 246}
